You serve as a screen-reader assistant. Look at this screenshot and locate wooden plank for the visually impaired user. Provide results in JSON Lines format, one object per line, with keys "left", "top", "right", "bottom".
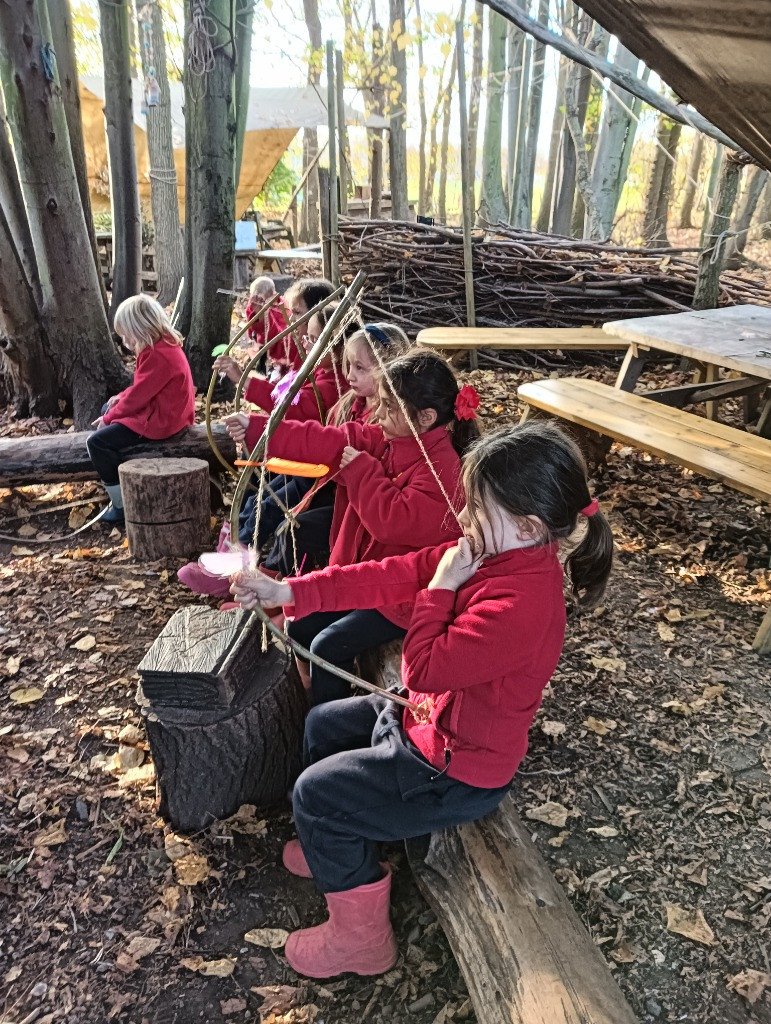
{"left": 417, "top": 326, "right": 626, "bottom": 351}
{"left": 517, "top": 378, "right": 771, "bottom": 501}
{"left": 603, "top": 306, "right": 771, "bottom": 381}
{"left": 407, "top": 793, "right": 638, "bottom": 1024}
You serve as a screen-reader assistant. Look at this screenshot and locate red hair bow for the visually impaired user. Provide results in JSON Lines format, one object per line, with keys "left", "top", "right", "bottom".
{"left": 455, "top": 384, "right": 480, "bottom": 421}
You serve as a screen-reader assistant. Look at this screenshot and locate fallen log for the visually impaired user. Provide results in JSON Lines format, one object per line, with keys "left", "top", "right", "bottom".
{"left": 0, "top": 424, "right": 236, "bottom": 489}
{"left": 406, "top": 795, "right": 638, "bottom": 1024}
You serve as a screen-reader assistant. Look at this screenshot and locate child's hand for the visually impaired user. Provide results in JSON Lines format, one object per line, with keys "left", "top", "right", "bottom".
{"left": 230, "top": 569, "right": 293, "bottom": 609}
{"left": 224, "top": 412, "right": 249, "bottom": 442}
{"left": 213, "top": 355, "right": 242, "bottom": 382}
{"left": 92, "top": 416, "right": 105, "bottom": 430}
{"left": 340, "top": 446, "right": 362, "bottom": 469}
{"left": 105, "top": 395, "right": 120, "bottom": 410}
{"left": 428, "top": 537, "right": 483, "bottom": 592}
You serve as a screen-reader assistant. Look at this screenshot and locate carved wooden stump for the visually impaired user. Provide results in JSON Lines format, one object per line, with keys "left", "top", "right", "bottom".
{"left": 137, "top": 607, "right": 306, "bottom": 831}
{"left": 120, "top": 457, "right": 210, "bottom": 561}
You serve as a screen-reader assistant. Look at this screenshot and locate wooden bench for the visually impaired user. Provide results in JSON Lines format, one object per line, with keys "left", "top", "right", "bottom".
{"left": 416, "top": 326, "right": 627, "bottom": 352}
{"left": 517, "top": 376, "right": 771, "bottom": 653}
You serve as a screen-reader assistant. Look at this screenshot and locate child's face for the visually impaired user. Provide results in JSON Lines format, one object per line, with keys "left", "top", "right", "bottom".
{"left": 374, "top": 384, "right": 413, "bottom": 440}
{"left": 345, "top": 340, "right": 379, "bottom": 399}
{"left": 459, "top": 489, "right": 543, "bottom": 557}
{"left": 303, "top": 315, "right": 322, "bottom": 354}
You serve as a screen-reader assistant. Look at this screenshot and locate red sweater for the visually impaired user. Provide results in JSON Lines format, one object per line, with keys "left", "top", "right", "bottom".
{"left": 244, "top": 416, "right": 463, "bottom": 625}
{"left": 288, "top": 542, "right": 566, "bottom": 788}
{"left": 245, "top": 299, "right": 299, "bottom": 367}
{"left": 244, "top": 367, "right": 343, "bottom": 423}
{"left": 102, "top": 339, "right": 195, "bottom": 439}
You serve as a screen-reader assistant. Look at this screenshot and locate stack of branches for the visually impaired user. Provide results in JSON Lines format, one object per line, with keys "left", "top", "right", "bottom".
{"left": 338, "top": 219, "right": 769, "bottom": 335}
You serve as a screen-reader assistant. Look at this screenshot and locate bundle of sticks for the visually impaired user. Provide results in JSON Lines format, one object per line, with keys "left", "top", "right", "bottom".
{"left": 338, "top": 219, "right": 769, "bottom": 335}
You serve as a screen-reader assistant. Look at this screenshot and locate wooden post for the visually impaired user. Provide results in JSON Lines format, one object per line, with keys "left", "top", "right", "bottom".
{"left": 318, "top": 166, "right": 332, "bottom": 280}
{"left": 120, "top": 457, "right": 210, "bottom": 561}
{"left": 456, "top": 21, "right": 478, "bottom": 370}
{"left": 336, "top": 48, "right": 348, "bottom": 216}
{"left": 326, "top": 41, "right": 340, "bottom": 285}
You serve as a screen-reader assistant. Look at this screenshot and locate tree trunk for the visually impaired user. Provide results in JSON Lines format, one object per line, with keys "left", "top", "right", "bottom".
{"left": 589, "top": 44, "right": 640, "bottom": 239}
{"left": 184, "top": 0, "right": 238, "bottom": 390}
{"left": 505, "top": 15, "right": 525, "bottom": 215}
{"left": 415, "top": 0, "right": 428, "bottom": 216}
{"left": 0, "top": 0, "right": 129, "bottom": 426}
{"left": 725, "top": 165, "right": 769, "bottom": 267}
{"left": 643, "top": 116, "right": 682, "bottom": 247}
{"left": 467, "top": 3, "right": 485, "bottom": 214}
{"left": 0, "top": 206, "right": 59, "bottom": 418}
{"left": 479, "top": 10, "right": 507, "bottom": 224}
{"left": 424, "top": 53, "right": 449, "bottom": 217}
{"left": 138, "top": 609, "right": 306, "bottom": 833}
{"left": 535, "top": 54, "right": 567, "bottom": 233}
{"left": 0, "top": 90, "right": 41, "bottom": 307}
{"left": 758, "top": 179, "right": 771, "bottom": 241}
{"left": 99, "top": 0, "right": 142, "bottom": 319}
{"left": 46, "top": 0, "right": 108, "bottom": 313}
{"left": 693, "top": 151, "right": 744, "bottom": 310}
{"left": 513, "top": 0, "right": 546, "bottom": 229}
{"left": 700, "top": 142, "right": 723, "bottom": 246}
{"left": 564, "top": 56, "right": 602, "bottom": 239}
{"left": 369, "top": 16, "right": 386, "bottom": 218}
{"left": 136, "top": 1, "right": 185, "bottom": 306}
{"left": 571, "top": 26, "right": 609, "bottom": 236}
{"left": 121, "top": 457, "right": 210, "bottom": 561}
{"left": 438, "top": 44, "right": 458, "bottom": 224}
{"left": 300, "top": 0, "right": 322, "bottom": 242}
{"left": 234, "top": 0, "right": 254, "bottom": 186}
{"left": 388, "top": 0, "right": 409, "bottom": 220}
{"left": 552, "top": 8, "right": 592, "bottom": 236}
{"left": 679, "top": 134, "right": 705, "bottom": 229}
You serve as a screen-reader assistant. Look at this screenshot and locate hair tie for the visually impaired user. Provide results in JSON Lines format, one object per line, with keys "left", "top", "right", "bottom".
{"left": 581, "top": 498, "right": 599, "bottom": 517}
{"left": 454, "top": 384, "right": 480, "bottom": 421}
{"left": 364, "top": 324, "right": 391, "bottom": 347}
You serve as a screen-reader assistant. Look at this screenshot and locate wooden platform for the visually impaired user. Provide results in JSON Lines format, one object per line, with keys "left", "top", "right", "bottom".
{"left": 416, "top": 326, "right": 626, "bottom": 351}
{"left": 518, "top": 377, "right": 771, "bottom": 503}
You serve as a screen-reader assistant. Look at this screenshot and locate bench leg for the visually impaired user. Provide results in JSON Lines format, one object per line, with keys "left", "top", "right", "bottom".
{"left": 753, "top": 606, "right": 771, "bottom": 656}
{"left": 756, "top": 393, "right": 771, "bottom": 439}
{"left": 615, "top": 348, "right": 647, "bottom": 392}
{"left": 704, "top": 363, "right": 720, "bottom": 420}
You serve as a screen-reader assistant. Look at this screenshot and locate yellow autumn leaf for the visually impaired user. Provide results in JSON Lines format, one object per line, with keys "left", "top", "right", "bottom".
{"left": 174, "top": 854, "right": 211, "bottom": 886}
{"left": 244, "top": 927, "right": 289, "bottom": 948}
{"left": 666, "top": 903, "right": 714, "bottom": 945}
{"left": 72, "top": 634, "right": 96, "bottom": 652}
{"left": 525, "top": 801, "right": 570, "bottom": 828}
{"left": 10, "top": 687, "right": 44, "bottom": 705}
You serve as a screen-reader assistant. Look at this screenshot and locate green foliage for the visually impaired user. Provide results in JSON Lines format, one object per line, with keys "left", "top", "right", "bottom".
{"left": 252, "top": 158, "right": 298, "bottom": 210}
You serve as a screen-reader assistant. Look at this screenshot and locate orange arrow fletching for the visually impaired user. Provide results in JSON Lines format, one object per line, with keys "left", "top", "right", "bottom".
{"left": 234, "top": 458, "right": 329, "bottom": 478}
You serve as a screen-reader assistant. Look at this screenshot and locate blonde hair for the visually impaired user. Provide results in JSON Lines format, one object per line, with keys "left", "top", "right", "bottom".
{"left": 330, "top": 322, "right": 410, "bottom": 425}
{"left": 249, "top": 276, "right": 277, "bottom": 299}
{"left": 113, "top": 294, "right": 183, "bottom": 350}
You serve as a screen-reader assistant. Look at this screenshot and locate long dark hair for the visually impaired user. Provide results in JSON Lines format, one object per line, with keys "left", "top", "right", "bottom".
{"left": 285, "top": 277, "right": 334, "bottom": 312}
{"left": 384, "top": 349, "right": 480, "bottom": 455}
{"left": 463, "top": 422, "right": 613, "bottom": 608}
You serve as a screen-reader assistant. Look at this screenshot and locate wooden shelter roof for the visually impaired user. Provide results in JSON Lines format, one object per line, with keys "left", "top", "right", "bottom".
{"left": 576, "top": 0, "right": 771, "bottom": 169}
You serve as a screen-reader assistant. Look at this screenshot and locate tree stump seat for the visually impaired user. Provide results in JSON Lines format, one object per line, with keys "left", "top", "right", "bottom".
{"left": 119, "top": 456, "right": 210, "bottom": 561}
{"left": 137, "top": 606, "right": 305, "bottom": 832}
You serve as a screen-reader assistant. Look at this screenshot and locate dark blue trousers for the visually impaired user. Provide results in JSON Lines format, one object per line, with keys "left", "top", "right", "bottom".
{"left": 86, "top": 422, "right": 146, "bottom": 485}
{"left": 293, "top": 693, "right": 511, "bottom": 893}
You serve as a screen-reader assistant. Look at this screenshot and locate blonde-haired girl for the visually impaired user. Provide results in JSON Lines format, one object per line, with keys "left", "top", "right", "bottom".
{"left": 87, "top": 295, "right": 195, "bottom": 523}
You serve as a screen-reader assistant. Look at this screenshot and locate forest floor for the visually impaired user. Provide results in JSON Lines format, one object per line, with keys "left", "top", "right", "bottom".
{"left": 1, "top": 355, "right": 770, "bottom": 1024}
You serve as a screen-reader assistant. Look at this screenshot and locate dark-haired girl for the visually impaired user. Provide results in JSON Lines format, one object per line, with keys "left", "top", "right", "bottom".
{"left": 225, "top": 349, "right": 480, "bottom": 703}
{"left": 230, "top": 420, "right": 614, "bottom": 980}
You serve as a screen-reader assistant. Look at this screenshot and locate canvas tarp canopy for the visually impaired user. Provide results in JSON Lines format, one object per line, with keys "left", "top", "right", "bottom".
{"left": 80, "top": 76, "right": 387, "bottom": 219}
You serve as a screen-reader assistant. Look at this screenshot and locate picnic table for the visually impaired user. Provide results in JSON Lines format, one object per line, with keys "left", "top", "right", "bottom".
{"left": 608, "top": 304, "right": 771, "bottom": 435}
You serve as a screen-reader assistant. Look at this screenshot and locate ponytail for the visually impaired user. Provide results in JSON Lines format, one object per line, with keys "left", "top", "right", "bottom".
{"left": 564, "top": 511, "right": 614, "bottom": 609}
{"left": 449, "top": 416, "right": 480, "bottom": 457}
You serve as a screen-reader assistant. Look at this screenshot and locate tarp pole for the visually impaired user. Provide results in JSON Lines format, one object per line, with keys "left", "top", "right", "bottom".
{"left": 326, "top": 40, "right": 340, "bottom": 285}
{"left": 456, "top": 21, "right": 478, "bottom": 369}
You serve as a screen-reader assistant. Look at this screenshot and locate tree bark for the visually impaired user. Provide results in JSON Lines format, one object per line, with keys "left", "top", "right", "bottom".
{"left": 643, "top": 116, "right": 682, "bottom": 247}
{"left": 136, "top": 0, "right": 185, "bottom": 306}
{"left": 552, "top": 7, "right": 590, "bottom": 236}
{"left": 121, "top": 457, "right": 210, "bottom": 561}
{"left": 46, "top": 0, "right": 108, "bottom": 313}
{"left": 0, "top": 0, "right": 129, "bottom": 426}
{"left": 564, "top": 57, "right": 602, "bottom": 240}
{"left": 467, "top": 3, "right": 484, "bottom": 214}
{"left": 678, "top": 134, "right": 705, "bottom": 229}
{"left": 415, "top": 0, "right": 428, "bottom": 216}
{"left": 300, "top": 0, "right": 322, "bottom": 242}
{"left": 369, "top": 16, "right": 386, "bottom": 218}
{"left": 388, "top": 0, "right": 409, "bottom": 220}
{"left": 438, "top": 44, "right": 458, "bottom": 224}
{"left": 99, "top": 0, "right": 142, "bottom": 319}
{"left": 693, "top": 151, "right": 744, "bottom": 310}
{"left": 479, "top": 9, "right": 507, "bottom": 224}
{"left": 184, "top": 0, "right": 238, "bottom": 390}
{"left": 725, "top": 165, "right": 769, "bottom": 267}
{"left": 589, "top": 44, "right": 640, "bottom": 239}
{"left": 758, "top": 179, "right": 771, "bottom": 241}
{"left": 571, "top": 26, "right": 609, "bottom": 236}
{"left": 424, "top": 52, "right": 449, "bottom": 216}
{"left": 0, "top": 90, "right": 41, "bottom": 306}
{"left": 234, "top": 0, "right": 254, "bottom": 186}
{"left": 513, "top": 0, "right": 547, "bottom": 229}
{"left": 505, "top": 15, "right": 525, "bottom": 216}
{"left": 535, "top": 54, "right": 567, "bottom": 233}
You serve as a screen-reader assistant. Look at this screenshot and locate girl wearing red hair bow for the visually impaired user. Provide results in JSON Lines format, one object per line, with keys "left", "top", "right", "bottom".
{"left": 231, "top": 420, "right": 613, "bottom": 981}
{"left": 226, "top": 349, "right": 479, "bottom": 703}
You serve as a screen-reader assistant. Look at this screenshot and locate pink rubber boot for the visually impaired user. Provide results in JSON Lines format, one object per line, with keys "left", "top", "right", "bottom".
{"left": 177, "top": 562, "right": 232, "bottom": 598}
{"left": 284, "top": 866, "right": 398, "bottom": 978}
{"left": 282, "top": 839, "right": 312, "bottom": 878}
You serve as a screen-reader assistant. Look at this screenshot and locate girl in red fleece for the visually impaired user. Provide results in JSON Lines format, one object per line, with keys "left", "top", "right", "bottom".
{"left": 243, "top": 276, "right": 290, "bottom": 366}
{"left": 225, "top": 350, "right": 480, "bottom": 702}
{"left": 231, "top": 421, "right": 614, "bottom": 979}
{"left": 87, "top": 295, "right": 195, "bottom": 524}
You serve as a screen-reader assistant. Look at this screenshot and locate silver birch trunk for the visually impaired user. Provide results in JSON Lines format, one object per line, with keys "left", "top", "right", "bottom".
{"left": 758, "top": 179, "right": 771, "bottom": 240}
{"left": 467, "top": 2, "right": 485, "bottom": 212}
{"left": 643, "top": 116, "right": 682, "bottom": 247}
{"left": 505, "top": 16, "right": 524, "bottom": 211}
{"left": 300, "top": 0, "right": 322, "bottom": 242}
{"left": 388, "top": 0, "right": 409, "bottom": 220}
{"left": 479, "top": 9, "right": 507, "bottom": 224}
{"left": 424, "top": 53, "right": 449, "bottom": 216}
{"left": 678, "top": 134, "right": 705, "bottom": 229}
{"left": 415, "top": 0, "right": 428, "bottom": 216}
{"left": 514, "top": 0, "right": 547, "bottom": 229}
{"left": 98, "top": 0, "right": 142, "bottom": 318}
{"left": 725, "top": 165, "right": 769, "bottom": 266}
{"left": 438, "top": 43, "right": 458, "bottom": 224}
{"left": 694, "top": 152, "right": 744, "bottom": 309}
{"left": 535, "top": 54, "right": 566, "bottom": 233}
{"left": 369, "top": 16, "right": 386, "bottom": 219}
{"left": 564, "top": 58, "right": 602, "bottom": 239}
{"left": 136, "top": 0, "right": 184, "bottom": 306}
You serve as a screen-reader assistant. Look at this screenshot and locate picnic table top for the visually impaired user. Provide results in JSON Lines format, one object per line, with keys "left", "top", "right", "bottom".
{"left": 255, "top": 245, "right": 322, "bottom": 260}
{"left": 603, "top": 305, "right": 771, "bottom": 381}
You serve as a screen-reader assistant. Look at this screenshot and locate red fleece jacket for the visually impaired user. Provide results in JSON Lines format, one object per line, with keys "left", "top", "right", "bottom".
{"left": 287, "top": 542, "right": 567, "bottom": 787}
{"left": 244, "top": 367, "right": 343, "bottom": 423}
{"left": 245, "top": 299, "right": 300, "bottom": 367}
{"left": 244, "top": 416, "right": 463, "bottom": 625}
{"left": 102, "top": 339, "right": 195, "bottom": 439}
